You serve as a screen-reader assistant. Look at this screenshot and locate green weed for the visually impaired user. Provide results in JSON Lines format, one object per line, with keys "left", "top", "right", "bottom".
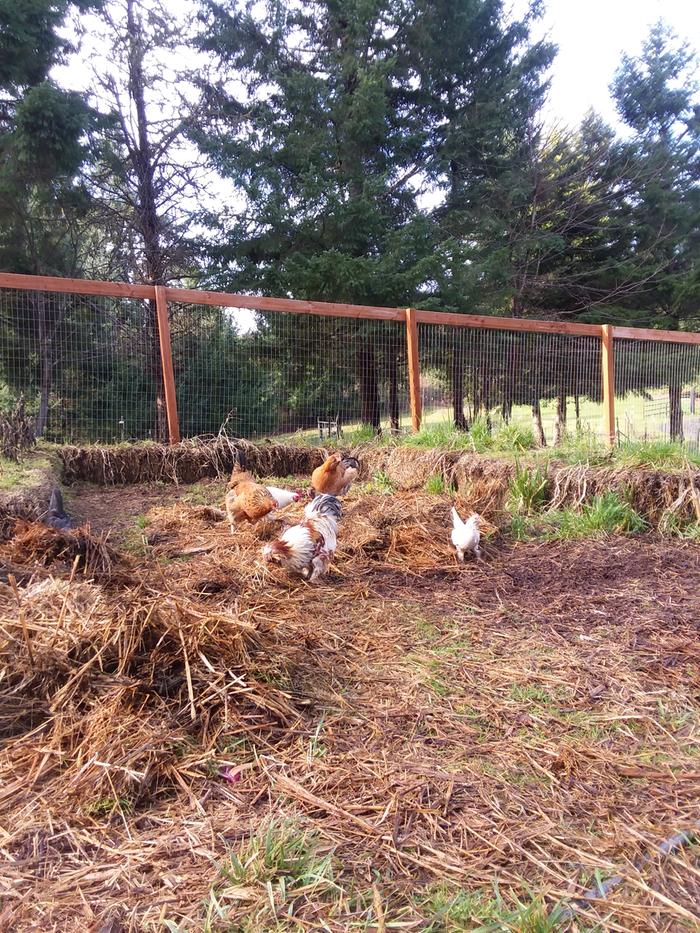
{"left": 86, "top": 795, "right": 133, "bottom": 818}
{"left": 507, "top": 459, "right": 548, "bottom": 514}
{"left": 424, "top": 474, "right": 447, "bottom": 494}
{"left": 371, "top": 470, "right": 395, "bottom": 493}
{"left": 473, "top": 892, "right": 569, "bottom": 932}
{"left": 420, "top": 884, "right": 569, "bottom": 933}
{"left": 208, "top": 818, "right": 335, "bottom": 929}
{"left": 508, "top": 514, "right": 533, "bottom": 541}
{"left": 468, "top": 417, "right": 494, "bottom": 452}
{"left": 544, "top": 491, "right": 647, "bottom": 539}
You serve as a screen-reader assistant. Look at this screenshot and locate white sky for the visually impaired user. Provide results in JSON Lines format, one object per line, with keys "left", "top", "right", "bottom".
{"left": 532, "top": 0, "right": 700, "bottom": 127}
{"left": 57, "top": 0, "right": 700, "bottom": 131}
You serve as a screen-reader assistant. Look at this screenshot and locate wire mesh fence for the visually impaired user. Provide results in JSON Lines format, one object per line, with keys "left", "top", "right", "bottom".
{"left": 417, "top": 323, "right": 604, "bottom": 445}
{"left": 0, "top": 288, "right": 162, "bottom": 444}
{"left": 135, "top": 301, "right": 408, "bottom": 442}
{"left": 1, "top": 276, "right": 700, "bottom": 449}
{"left": 613, "top": 338, "right": 700, "bottom": 450}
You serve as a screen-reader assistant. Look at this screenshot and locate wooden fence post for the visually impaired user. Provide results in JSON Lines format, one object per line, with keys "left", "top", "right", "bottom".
{"left": 154, "top": 284, "right": 181, "bottom": 444}
{"left": 601, "top": 323, "right": 615, "bottom": 446}
{"left": 405, "top": 307, "right": 422, "bottom": 432}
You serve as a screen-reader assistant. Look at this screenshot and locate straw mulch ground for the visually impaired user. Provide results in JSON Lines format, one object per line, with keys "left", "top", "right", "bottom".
{"left": 0, "top": 480, "right": 698, "bottom": 932}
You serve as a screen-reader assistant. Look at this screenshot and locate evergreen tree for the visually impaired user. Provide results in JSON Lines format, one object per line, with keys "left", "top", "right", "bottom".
{"left": 194, "top": 0, "right": 554, "bottom": 432}
{"left": 610, "top": 22, "right": 700, "bottom": 438}
{"left": 0, "top": 0, "right": 100, "bottom": 434}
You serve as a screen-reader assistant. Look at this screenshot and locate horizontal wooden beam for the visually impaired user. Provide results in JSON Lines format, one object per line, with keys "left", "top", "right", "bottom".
{"left": 413, "top": 309, "right": 601, "bottom": 337}
{"left": 164, "top": 287, "right": 406, "bottom": 321}
{"left": 1, "top": 271, "right": 699, "bottom": 343}
{"left": 0, "top": 271, "right": 155, "bottom": 300}
{"left": 611, "top": 325, "right": 700, "bottom": 345}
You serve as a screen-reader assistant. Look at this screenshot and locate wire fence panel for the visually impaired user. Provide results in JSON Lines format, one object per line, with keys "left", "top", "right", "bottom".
{"left": 169, "top": 303, "right": 409, "bottom": 440}
{"left": 2, "top": 275, "right": 700, "bottom": 449}
{"left": 0, "top": 288, "right": 162, "bottom": 444}
{"left": 613, "top": 338, "right": 700, "bottom": 449}
{"left": 417, "top": 323, "right": 603, "bottom": 444}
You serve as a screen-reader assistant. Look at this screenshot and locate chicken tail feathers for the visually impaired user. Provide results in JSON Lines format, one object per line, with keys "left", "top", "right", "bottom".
{"left": 451, "top": 507, "right": 464, "bottom": 528}
{"left": 49, "top": 487, "right": 64, "bottom": 517}
{"left": 232, "top": 448, "right": 248, "bottom": 472}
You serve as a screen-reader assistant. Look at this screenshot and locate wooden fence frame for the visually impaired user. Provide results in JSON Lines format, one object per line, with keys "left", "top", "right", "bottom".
{"left": 1, "top": 270, "right": 699, "bottom": 445}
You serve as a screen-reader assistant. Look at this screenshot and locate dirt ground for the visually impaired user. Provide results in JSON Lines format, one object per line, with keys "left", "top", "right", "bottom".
{"left": 1, "top": 479, "right": 699, "bottom": 932}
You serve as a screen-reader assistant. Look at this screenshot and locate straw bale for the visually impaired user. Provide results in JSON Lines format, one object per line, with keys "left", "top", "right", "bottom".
{"left": 58, "top": 436, "right": 327, "bottom": 485}
{"left": 383, "top": 447, "right": 460, "bottom": 490}
{"left": 450, "top": 453, "right": 515, "bottom": 514}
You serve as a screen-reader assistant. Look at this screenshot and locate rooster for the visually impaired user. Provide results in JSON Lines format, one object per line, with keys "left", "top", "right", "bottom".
{"left": 451, "top": 508, "right": 482, "bottom": 562}
{"left": 262, "top": 493, "right": 341, "bottom": 582}
{"left": 311, "top": 453, "right": 359, "bottom": 497}
{"left": 225, "top": 454, "right": 302, "bottom": 533}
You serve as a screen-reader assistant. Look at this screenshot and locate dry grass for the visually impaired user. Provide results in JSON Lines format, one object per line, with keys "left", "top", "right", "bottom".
{"left": 0, "top": 484, "right": 698, "bottom": 932}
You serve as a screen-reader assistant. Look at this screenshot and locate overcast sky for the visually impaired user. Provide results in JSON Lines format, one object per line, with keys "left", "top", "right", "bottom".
{"left": 57, "top": 0, "right": 699, "bottom": 131}
{"left": 532, "top": 0, "right": 700, "bottom": 127}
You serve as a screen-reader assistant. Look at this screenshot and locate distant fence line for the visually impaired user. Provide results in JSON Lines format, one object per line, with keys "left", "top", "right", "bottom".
{"left": 0, "top": 271, "right": 699, "bottom": 449}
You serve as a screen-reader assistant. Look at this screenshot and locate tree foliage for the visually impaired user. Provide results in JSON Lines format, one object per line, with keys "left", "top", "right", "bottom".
{"left": 0, "top": 3, "right": 698, "bottom": 443}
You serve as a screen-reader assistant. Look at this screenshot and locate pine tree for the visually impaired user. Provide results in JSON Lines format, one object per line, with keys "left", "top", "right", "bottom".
{"left": 195, "top": 0, "right": 554, "bottom": 432}
{"left": 0, "top": 0, "right": 100, "bottom": 434}
{"left": 610, "top": 22, "right": 700, "bottom": 439}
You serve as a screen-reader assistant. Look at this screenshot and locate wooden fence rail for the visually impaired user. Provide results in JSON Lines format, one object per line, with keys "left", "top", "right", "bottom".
{"left": 1, "top": 271, "right": 699, "bottom": 446}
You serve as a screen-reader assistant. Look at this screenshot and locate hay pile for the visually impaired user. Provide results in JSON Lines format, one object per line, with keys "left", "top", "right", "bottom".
{"left": 0, "top": 543, "right": 304, "bottom": 815}
{"left": 59, "top": 436, "right": 326, "bottom": 485}
{"left": 2, "top": 520, "right": 125, "bottom": 580}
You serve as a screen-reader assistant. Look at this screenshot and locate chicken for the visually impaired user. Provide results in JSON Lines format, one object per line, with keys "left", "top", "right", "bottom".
{"left": 311, "top": 453, "right": 359, "bottom": 497}
{"left": 42, "top": 488, "right": 74, "bottom": 530}
{"left": 262, "top": 493, "right": 341, "bottom": 582}
{"left": 451, "top": 508, "right": 482, "bottom": 561}
{"left": 225, "top": 455, "right": 302, "bottom": 533}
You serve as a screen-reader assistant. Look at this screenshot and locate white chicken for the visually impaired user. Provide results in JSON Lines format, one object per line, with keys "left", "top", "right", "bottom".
{"left": 262, "top": 493, "right": 341, "bottom": 582}
{"left": 451, "top": 508, "right": 482, "bottom": 562}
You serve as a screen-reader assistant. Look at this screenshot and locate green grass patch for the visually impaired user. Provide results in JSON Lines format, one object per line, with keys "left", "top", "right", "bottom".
{"left": 543, "top": 491, "right": 647, "bottom": 540}
{"left": 424, "top": 474, "right": 447, "bottom": 494}
{"left": 0, "top": 452, "right": 53, "bottom": 491}
{"left": 403, "top": 422, "right": 472, "bottom": 450}
{"left": 200, "top": 818, "right": 335, "bottom": 932}
{"left": 492, "top": 422, "right": 537, "bottom": 452}
{"left": 615, "top": 439, "right": 700, "bottom": 470}
{"left": 419, "top": 883, "right": 570, "bottom": 932}
{"left": 507, "top": 459, "right": 548, "bottom": 515}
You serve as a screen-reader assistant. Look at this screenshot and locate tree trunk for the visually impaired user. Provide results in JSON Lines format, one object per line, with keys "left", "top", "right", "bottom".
{"left": 669, "top": 381, "right": 684, "bottom": 442}
{"left": 127, "top": 0, "right": 168, "bottom": 442}
{"left": 532, "top": 399, "right": 546, "bottom": 447}
{"left": 553, "top": 391, "right": 567, "bottom": 445}
{"left": 451, "top": 337, "right": 469, "bottom": 430}
{"left": 574, "top": 394, "right": 581, "bottom": 430}
{"left": 35, "top": 294, "right": 52, "bottom": 438}
{"left": 387, "top": 347, "right": 399, "bottom": 433}
{"left": 357, "top": 338, "right": 381, "bottom": 433}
